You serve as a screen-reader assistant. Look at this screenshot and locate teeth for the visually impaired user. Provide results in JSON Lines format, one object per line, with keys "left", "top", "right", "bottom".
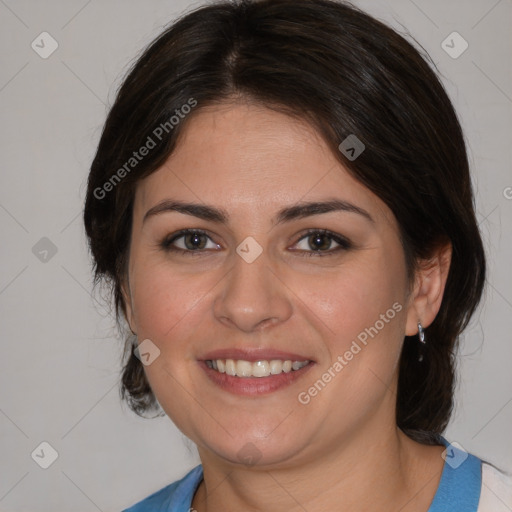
{"left": 252, "top": 360, "right": 270, "bottom": 377}
{"left": 225, "top": 359, "right": 236, "bottom": 376}
{"left": 270, "top": 360, "right": 283, "bottom": 375}
{"left": 236, "top": 360, "right": 253, "bottom": 377}
{"left": 206, "top": 359, "right": 310, "bottom": 378}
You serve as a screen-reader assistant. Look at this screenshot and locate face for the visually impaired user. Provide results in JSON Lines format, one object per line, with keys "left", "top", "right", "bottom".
{"left": 123, "top": 101, "right": 417, "bottom": 468}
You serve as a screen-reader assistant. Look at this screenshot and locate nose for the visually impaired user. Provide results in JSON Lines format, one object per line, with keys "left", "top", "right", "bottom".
{"left": 212, "top": 247, "right": 293, "bottom": 333}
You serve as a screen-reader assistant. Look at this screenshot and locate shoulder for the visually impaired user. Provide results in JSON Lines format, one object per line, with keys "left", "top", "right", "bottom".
{"left": 477, "top": 462, "right": 512, "bottom": 512}
{"left": 122, "top": 465, "right": 203, "bottom": 512}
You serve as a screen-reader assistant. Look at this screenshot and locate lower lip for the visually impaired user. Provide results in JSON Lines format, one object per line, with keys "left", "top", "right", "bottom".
{"left": 199, "top": 361, "right": 315, "bottom": 396}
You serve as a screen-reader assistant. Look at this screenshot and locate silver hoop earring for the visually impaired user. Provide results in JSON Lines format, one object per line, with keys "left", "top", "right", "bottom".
{"left": 418, "top": 322, "right": 425, "bottom": 344}
{"left": 417, "top": 321, "right": 426, "bottom": 362}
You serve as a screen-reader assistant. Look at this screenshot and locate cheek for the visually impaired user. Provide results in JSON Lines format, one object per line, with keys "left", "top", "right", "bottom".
{"left": 129, "top": 260, "right": 213, "bottom": 349}
{"left": 306, "top": 259, "right": 406, "bottom": 349}
{"left": 128, "top": 261, "right": 215, "bottom": 416}
{"left": 301, "top": 265, "right": 407, "bottom": 418}
{"left": 303, "top": 258, "right": 408, "bottom": 415}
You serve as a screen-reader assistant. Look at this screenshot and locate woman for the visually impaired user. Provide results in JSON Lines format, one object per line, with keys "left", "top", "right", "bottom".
{"left": 83, "top": 0, "right": 511, "bottom": 510}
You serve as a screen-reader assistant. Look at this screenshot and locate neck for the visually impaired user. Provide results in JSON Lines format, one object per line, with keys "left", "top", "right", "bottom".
{"left": 191, "top": 420, "right": 445, "bottom": 512}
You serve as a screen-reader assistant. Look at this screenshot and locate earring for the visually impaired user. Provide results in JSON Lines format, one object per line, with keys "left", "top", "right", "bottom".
{"left": 417, "top": 321, "right": 426, "bottom": 362}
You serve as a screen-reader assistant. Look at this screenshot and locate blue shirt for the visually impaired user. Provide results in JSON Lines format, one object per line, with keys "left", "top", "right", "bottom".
{"left": 122, "top": 442, "right": 482, "bottom": 511}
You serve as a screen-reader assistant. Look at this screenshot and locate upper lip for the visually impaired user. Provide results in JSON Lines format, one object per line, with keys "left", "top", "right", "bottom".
{"left": 200, "top": 348, "right": 314, "bottom": 362}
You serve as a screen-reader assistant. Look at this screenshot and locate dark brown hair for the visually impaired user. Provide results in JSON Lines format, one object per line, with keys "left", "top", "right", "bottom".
{"left": 83, "top": 0, "right": 486, "bottom": 444}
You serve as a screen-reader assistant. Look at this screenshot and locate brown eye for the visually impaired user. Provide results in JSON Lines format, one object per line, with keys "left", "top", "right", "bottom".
{"left": 306, "top": 233, "right": 334, "bottom": 251}
{"left": 182, "top": 232, "right": 208, "bottom": 250}
{"left": 293, "top": 229, "right": 352, "bottom": 256}
{"left": 161, "top": 229, "right": 220, "bottom": 253}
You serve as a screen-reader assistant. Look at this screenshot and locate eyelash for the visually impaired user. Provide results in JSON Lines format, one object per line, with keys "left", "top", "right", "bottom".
{"left": 159, "top": 228, "right": 352, "bottom": 257}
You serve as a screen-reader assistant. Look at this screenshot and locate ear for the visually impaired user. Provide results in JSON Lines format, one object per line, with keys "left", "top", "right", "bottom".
{"left": 405, "top": 242, "right": 452, "bottom": 336}
{"left": 121, "top": 276, "right": 137, "bottom": 335}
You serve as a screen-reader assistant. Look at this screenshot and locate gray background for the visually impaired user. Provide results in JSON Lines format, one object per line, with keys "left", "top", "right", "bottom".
{"left": 0, "top": 0, "right": 511, "bottom": 510}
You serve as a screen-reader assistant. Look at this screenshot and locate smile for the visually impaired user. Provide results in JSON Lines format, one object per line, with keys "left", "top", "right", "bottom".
{"left": 205, "top": 358, "right": 310, "bottom": 378}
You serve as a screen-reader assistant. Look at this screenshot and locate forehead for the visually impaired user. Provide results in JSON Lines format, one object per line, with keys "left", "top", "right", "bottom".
{"left": 133, "top": 102, "right": 393, "bottom": 227}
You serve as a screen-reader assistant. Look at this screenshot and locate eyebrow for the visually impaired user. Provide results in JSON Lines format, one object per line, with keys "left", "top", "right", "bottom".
{"left": 142, "top": 198, "right": 374, "bottom": 225}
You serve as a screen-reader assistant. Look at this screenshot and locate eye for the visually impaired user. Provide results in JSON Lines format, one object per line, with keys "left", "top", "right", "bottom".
{"left": 160, "top": 229, "right": 220, "bottom": 254}
{"left": 292, "top": 229, "right": 352, "bottom": 256}
{"left": 159, "top": 228, "right": 352, "bottom": 257}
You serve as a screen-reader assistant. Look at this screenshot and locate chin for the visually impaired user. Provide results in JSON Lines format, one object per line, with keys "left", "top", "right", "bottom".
{"left": 193, "top": 424, "right": 313, "bottom": 469}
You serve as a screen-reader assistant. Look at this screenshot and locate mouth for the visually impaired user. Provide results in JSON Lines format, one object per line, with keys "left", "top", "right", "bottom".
{"left": 198, "top": 349, "right": 315, "bottom": 396}
{"left": 205, "top": 358, "right": 311, "bottom": 377}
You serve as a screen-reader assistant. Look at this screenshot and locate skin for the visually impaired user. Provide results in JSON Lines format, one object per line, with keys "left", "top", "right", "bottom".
{"left": 122, "top": 101, "right": 452, "bottom": 512}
